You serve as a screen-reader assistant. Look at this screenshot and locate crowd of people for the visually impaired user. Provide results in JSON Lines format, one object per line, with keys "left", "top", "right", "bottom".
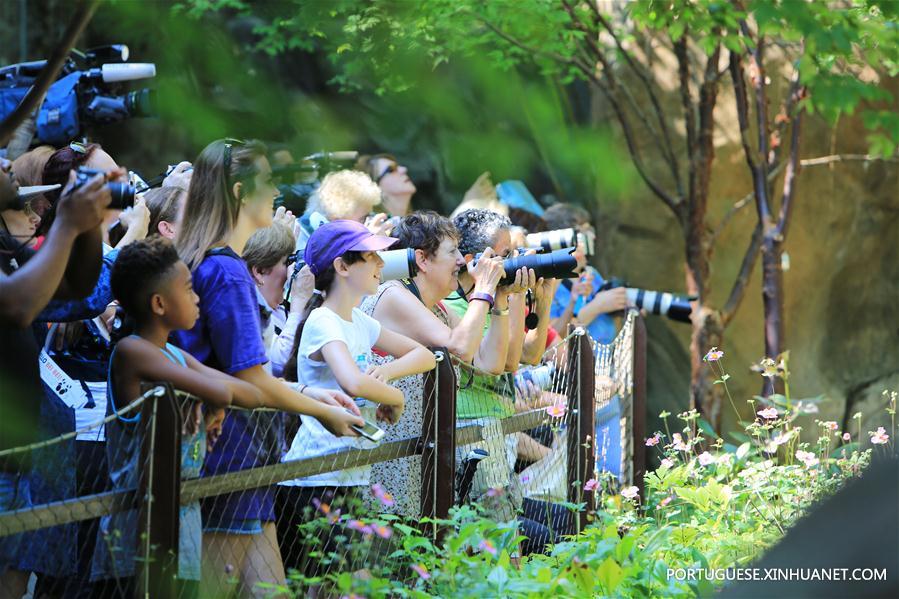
{"left": 0, "top": 138, "right": 632, "bottom": 598}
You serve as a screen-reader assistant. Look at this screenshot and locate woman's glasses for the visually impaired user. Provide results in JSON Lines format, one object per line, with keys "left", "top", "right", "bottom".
{"left": 375, "top": 162, "right": 398, "bottom": 184}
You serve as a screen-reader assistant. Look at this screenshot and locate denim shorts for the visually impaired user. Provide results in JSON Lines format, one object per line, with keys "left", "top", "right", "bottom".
{"left": 203, "top": 517, "right": 264, "bottom": 535}
{"left": 0, "top": 471, "right": 32, "bottom": 573}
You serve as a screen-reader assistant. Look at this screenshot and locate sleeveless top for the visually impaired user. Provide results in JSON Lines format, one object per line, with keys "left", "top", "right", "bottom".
{"left": 91, "top": 339, "right": 205, "bottom": 581}
{"left": 359, "top": 280, "right": 456, "bottom": 517}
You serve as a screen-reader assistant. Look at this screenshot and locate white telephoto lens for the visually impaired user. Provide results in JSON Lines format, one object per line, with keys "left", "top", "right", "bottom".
{"left": 379, "top": 248, "right": 415, "bottom": 282}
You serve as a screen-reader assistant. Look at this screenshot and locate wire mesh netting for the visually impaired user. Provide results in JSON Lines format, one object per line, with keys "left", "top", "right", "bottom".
{"left": 592, "top": 310, "right": 639, "bottom": 488}
{"left": 0, "top": 318, "right": 644, "bottom": 598}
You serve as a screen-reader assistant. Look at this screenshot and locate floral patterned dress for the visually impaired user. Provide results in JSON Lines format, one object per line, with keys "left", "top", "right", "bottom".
{"left": 359, "top": 280, "right": 455, "bottom": 517}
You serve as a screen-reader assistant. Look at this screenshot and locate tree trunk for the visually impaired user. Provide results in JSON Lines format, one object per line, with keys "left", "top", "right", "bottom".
{"left": 684, "top": 224, "right": 724, "bottom": 430}
{"left": 760, "top": 229, "right": 785, "bottom": 396}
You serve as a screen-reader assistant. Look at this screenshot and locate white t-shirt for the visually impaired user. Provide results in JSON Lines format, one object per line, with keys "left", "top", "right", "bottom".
{"left": 280, "top": 306, "right": 382, "bottom": 487}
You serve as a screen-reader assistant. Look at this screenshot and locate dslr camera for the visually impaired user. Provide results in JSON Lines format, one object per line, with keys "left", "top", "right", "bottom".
{"left": 599, "top": 277, "right": 694, "bottom": 323}
{"left": 73, "top": 167, "right": 135, "bottom": 210}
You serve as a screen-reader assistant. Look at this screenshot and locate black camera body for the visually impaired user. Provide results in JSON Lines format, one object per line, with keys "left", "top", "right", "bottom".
{"left": 74, "top": 167, "right": 135, "bottom": 210}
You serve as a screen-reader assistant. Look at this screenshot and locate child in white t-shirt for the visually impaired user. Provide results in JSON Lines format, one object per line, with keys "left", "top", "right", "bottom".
{"left": 276, "top": 219, "right": 435, "bottom": 575}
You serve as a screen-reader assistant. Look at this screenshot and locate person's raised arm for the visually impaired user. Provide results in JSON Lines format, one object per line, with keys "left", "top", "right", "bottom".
{"left": 521, "top": 278, "right": 558, "bottom": 366}
{"left": 182, "top": 351, "right": 264, "bottom": 409}
{"left": 118, "top": 337, "right": 232, "bottom": 408}
{"left": 576, "top": 286, "right": 629, "bottom": 326}
{"left": 320, "top": 341, "right": 405, "bottom": 408}
{"left": 56, "top": 168, "right": 127, "bottom": 299}
{"left": 0, "top": 171, "right": 111, "bottom": 327}
{"left": 232, "top": 364, "right": 363, "bottom": 437}
{"left": 373, "top": 251, "right": 504, "bottom": 363}
{"left": 370, "top": 327, "right": 436, "bottom": 382}
{"left": 502, "top": 266, "right": 535, "bottom": 372}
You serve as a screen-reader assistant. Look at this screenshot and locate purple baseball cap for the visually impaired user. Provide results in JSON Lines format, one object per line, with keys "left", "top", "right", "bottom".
{"left": 304, "top": 219, "right": 398, "bottom": 275}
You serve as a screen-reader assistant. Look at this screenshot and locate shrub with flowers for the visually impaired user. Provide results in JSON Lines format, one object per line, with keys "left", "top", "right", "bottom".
{"left": 269, "top": 349, "right": 894, "bottom": 598}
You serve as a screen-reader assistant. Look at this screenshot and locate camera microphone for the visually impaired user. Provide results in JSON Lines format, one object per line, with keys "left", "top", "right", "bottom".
{"left": 91, "top": 63, "right": 156, "bottom": 83}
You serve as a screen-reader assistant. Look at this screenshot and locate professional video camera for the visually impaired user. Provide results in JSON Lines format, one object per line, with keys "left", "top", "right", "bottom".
{"left": 272, "top": 150, "right": 358, "bottom": 213}
{"left": 599, "top": 277, "right": 694, "bottom": 323}
{"left": 0, "top": 44, "right": 156, "bottom": 146}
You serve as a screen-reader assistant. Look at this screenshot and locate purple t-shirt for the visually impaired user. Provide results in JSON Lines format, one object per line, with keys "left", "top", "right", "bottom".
{"left": 172, "top": 247, "right": 268, "bottom": 374}
{"left": 172, "top": 247, "right": 278, "bottom": 525}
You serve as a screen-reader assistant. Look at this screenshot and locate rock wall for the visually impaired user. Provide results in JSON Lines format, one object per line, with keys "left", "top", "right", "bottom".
{"left": 597, "top": 100, "right": 898, "bottom": 447}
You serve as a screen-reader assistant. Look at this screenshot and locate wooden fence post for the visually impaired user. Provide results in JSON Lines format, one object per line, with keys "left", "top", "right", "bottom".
{"left": 633, "top": 316, "right": 648, "bottom": 500}
{"left": 136, "top": 383, "right": 181, "bottom": 599}
{"left": 419, "top": 349, "right": 457, "bottom": 538}
{"left": 565, "top": 329, "right": 596, "bottom": 533}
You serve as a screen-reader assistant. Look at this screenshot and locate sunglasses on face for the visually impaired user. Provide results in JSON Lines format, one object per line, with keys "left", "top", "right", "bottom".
{"left": 375, "top": 162, "right": 398, "bottom": 184}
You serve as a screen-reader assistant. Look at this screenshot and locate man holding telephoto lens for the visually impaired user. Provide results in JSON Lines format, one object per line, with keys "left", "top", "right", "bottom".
{"left": 543, "top": 202, "right": 628, "bottom": 345}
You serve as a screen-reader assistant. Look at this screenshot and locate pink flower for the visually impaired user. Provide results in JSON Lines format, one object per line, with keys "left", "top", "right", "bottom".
{"left": 370, "top": 484, "right": 396, "bottom": 507}
{"left": 347, "top": 519, "right": 373, "bottom": 536}
{"left": 822, "top": 421, "right": 838, "bottom": 431}
{"left": 697, "top": 451, "right": 715, "bottom": 466}
{"left": 704, "top": 347, "right": 724, "bottom": 362}
{"left": 659, "top": 495, "right": 673, "bottom": 507}
{"left": 373, "top": 524, "right": 393, "bottom": 539}
{"left": 645, "top": 433, "right": 661, "bottom": 447}
{"left": 583, "top": 478, "right": 600, "bottom": 492}
{"left": 411, "top": 563, "right": 431, "bottom": 580}
{"left": 660, "top": 457, "right": 675, "bottom": 469}
{"left": 312, "top": 498, "right": 330, "bottom": 515}
{"left": 842, "top": 432, "right": 851, "bottom": 442}
{"left": 519, "top": 474, "right": 530, "bottom": 484}
{"left": 757, "top": 407, "right": 779, "bottom": 420}
{"left": 486, "top": 487, "right": 504, "bottom": 498}
{"left": 870, "top": 427, "right": 890, "bottom": 445}
{"left": 478, "top": 539, "right": 497, "bottom": 556}
{"left": 546, "top": 403, "right": 567, "bottom": 418}
{"left": 620, "top": 486, "right": 639, "bottom": 500}
{"left": 795, "top": 450, "right": 819, "bottom": 468}
{"left": 326, "top": 509, "right": 341, "bottom": 526}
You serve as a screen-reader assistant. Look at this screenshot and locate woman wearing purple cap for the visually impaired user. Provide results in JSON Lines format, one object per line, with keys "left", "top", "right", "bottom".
{"left": 277, "top": 219, "right": 436, "bottom": 577}
{"left": 173, "top": 139, "right": 364, "bottom": 595}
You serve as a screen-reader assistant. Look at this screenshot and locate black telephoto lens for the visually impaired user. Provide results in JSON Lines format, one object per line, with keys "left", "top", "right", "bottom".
{"left": 499, "top": 247, "right": 579, "bottom": 284}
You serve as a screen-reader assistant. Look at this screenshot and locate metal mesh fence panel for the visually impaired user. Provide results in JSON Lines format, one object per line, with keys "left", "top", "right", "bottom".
{"left": 592, "top": 310, "right": 641, "bottom": 489}
{"left": 0, "top": 384, "right": 170, "bottom": 599}
{"left": 0, "top": 321, "right": 645, "bottom": 597}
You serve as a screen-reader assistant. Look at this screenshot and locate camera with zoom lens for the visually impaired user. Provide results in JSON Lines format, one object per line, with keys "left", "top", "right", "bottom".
{"left": 73, "top": 167, "right": 135, "bottom": 210}
{"left": 475, "top": 247, "right": 579, "bottom": 285}
{"left": 599, "top": 277, "right": 694, "bottom": 323}
{"left": 526, "top": 227, "right": 595, "bottom": 256}
{"left": 378, "top": 247, "right": 417, "bottom": 282}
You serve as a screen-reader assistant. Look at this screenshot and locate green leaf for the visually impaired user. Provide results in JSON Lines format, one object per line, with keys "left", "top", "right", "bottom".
{"left": 597, "top": 557, "right": 625, "bottom": 594}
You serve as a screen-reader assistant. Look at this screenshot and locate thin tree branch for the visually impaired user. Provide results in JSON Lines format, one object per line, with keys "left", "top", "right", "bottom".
{"left": 799, "top": 153, "right": 899, "bottom": 166}
{"left": 479, "top": 18, "right": 680, "bottom": 215}
{"left": 742, "top": 22, "right": 774, "bottom": 224}
{"left": 769, "top": 67, "right": 802, "bottom": 171}
{"left": 711, "top": 160, "right": 787, "bottom": 244}
{"left": 590, "top": 6, "right": 683, "bottom": 198}
{"left": 729, "top": 51, "right": 757, "bottom": 172}
{"left": 0, "top": 0, "right": 98, "bottom": 147}
{"left": 674, "top": 36, "right": 697, "bottom": 204}
{"left": 776, "top": 109, "right": 803, "bottom": 238}
{"left": 721, "top": 222, "right": 764, "bottom": 326}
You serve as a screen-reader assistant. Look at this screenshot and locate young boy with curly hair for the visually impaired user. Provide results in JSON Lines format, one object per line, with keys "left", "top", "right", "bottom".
{"left": 91, "top": 237, "right": 264, "bottom": 596}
